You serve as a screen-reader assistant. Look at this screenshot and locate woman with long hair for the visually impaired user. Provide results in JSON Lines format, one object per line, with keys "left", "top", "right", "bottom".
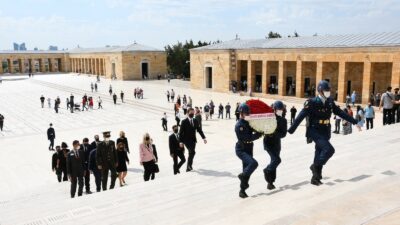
{"left": 116, "top": 142, "right": 129, "bottom": 186}
{"left": 139, "top": 133, "right": 157, "bottom": 181}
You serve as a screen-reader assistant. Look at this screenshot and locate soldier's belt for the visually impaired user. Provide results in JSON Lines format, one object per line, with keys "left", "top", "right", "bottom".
{"left": 318, "top": 120, "right": 330, "bottom": 124}
{"left": 243, "top": 141, "right": 253, "bottom": 144}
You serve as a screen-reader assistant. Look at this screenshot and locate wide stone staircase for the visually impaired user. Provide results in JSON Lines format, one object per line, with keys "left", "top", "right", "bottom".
{"left": 1, "top": 124, "right": 399, "bottom": 225}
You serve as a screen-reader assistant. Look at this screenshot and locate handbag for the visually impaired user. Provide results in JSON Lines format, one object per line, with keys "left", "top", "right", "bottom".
{"left": 152, "top": 163, "right": 160, "bottom": 173}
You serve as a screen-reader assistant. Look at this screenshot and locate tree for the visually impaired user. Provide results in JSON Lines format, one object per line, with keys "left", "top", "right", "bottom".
{"left": 165, "top": 40, "right": 211, "bottom": 78}
{"left": 267, "top": 31, "right": 282, "bottom": 39}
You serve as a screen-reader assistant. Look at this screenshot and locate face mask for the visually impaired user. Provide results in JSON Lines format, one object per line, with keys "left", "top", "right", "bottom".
{"left": 276, "top": 110, "right": 283, "bottom": 117}
{"left": 323, "top": 91, "right": 331, "bottom": 98}
{"left": 173, "top": 129, "right": 178, "bottom": 133}
{"left": 74, "top": 146, "right": 80, "bottom": 150}
{"left": 188, "top": 113, "right": 194, "bottom": 118}
{"left": 104, "top": 137, "right": 110, "bottom": 142}
{"left": 145, "top": 137, "right": 150, "bottom": 141}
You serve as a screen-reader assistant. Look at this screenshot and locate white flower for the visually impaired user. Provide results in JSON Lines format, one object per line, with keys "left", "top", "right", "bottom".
{"left": 245, "top": 113, "right": 277, "bottom": 134}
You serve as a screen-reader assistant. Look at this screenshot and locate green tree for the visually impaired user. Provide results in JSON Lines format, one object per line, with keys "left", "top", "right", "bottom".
{"left": 165, "top": 40, "right": 211, "bottom": 78}
{"left": 267, "top": 31, "right": 282, "bottom": 39}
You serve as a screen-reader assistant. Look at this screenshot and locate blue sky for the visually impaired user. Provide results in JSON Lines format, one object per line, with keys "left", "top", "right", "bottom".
{"left": 0, "top": 0, "right": 399, "bottom": 50}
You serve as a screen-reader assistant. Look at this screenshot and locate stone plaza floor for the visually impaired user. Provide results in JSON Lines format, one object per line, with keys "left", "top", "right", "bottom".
{"left": 0, "top": 74, "right": 399, "bottom": 225}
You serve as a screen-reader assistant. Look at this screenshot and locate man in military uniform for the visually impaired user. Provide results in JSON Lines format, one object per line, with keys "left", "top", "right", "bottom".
{"left": 288, "top": 80, "right": 361, "bottom": 186}
{"left": 263, "top": 101, "right": 287, "bottom": 190}
{"left": 235, "top": 103, "right": 263, "bottom": 198}
{"left": 96, "top": 131, "right": 118, "bottom": 191}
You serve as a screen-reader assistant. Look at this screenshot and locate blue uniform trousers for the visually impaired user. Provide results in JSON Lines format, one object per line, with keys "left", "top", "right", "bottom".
{"left": 265, "top": 147, "right": 281, "bottom": 172}
{"left": 235, "top": 145, "right": 258, "bottom": 177}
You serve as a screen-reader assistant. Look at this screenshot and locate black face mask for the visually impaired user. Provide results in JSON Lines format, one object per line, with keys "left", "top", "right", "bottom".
{"left": 188, "top": 113, "right": 194, "bottom": 118}
{"left": 145, "top": 137, "right": 150, "bottom": 141}
{"left": 173, "top": 129, "right": 178, "bottom": 133}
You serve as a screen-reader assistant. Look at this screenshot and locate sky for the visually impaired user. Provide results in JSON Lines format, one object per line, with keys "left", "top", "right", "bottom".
{"left": 0, "top": 0, "right": 399, "bottom": 50}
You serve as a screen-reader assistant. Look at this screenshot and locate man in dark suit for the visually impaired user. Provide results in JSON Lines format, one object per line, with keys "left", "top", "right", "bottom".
{"left": 47, "top": 123, "right": 56, "bottom": 150}
{"left": 169, "top": 125, "right": 186, "bottom": 174}
{"left": 96, "top": 131, "right": 118, "bottom": 191}
{"left": 67, "top": 140, "right": 85, "bottom": 198}
{"left": 178, "top": 108, "right": 207, "bottom": 172}
{"left": 80, "top": 138, "right": 92, "bottom": 194}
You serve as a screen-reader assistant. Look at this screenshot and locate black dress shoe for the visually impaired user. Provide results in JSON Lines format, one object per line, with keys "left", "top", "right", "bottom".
{"left": 267, "top": 183, "right": 276, "bottom": 190}
{"left": 86, "top": 191, "right": 93, "bottom": 194}
{"left": 239, "top": 190, "right": 248, "bottom": 198}
{"left": 311, "top": 178, "right": 321, "bottom": 186}
{"left": 186, "top": 168, "right": 192, "bottom": 172}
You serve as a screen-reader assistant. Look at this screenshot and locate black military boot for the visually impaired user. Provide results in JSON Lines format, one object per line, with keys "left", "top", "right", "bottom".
{"left": 310, "top": 164, "right": 320, "bottom": 186}
{"left": 264, "top": 170, "right": 275, "bottom": 190}
{"left": 238, "top": 173, "right": 249, "bottom": 190}
{"left": 316, "top": 165, "right": 323, "bottom": 185}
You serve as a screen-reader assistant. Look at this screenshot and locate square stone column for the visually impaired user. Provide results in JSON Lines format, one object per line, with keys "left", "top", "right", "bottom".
{"left": 18, "top": 59, "right": 25, "bottom": 73}
{"left": 316, "top": 60, "right": 323, "bottom": 83}
{"left": 261, "top": 60, "right": 267, "bottom": 93}
{"left": 337, "top": 61, "right": 346, "bottom": 103}
{"left": 295, "top": 60, "right": 303, "bottom": 98}
{"left": 7, "top": 59, "right": 13, "bottom": 73}
{"left": 49, "top": 59, "right": 54, "bottom": 72}
{"left": 39, "top": 59, "right": 46, "bottom": 72}
{"left": 28, "top": 59, "right": 34, "bottom": 73}
{"left": 278, "top": 61, "right": 284, "bottom": 96}
{"left": 391, "top": 61, "right": 400, "bottom": 89}
{"left": 361, "top": 61, "right": 372, "bottom": 104}
{"left": 247, "top": 60, "right": 254, "bottom": 92}
{"left": 0, "top": 58, "right": 3, "bottom": 74}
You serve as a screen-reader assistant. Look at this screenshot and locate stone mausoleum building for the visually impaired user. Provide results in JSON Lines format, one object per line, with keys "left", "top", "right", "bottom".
{"left": 190, "top": 32, "right": 400, "bottom": 104}
{"left": 0, "top": 43, "right": 167, "bottom": 80}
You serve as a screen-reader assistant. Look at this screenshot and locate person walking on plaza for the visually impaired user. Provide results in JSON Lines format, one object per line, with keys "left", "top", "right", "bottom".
{"left": 225, "top": 103, "right": 231, "bottom": 119}
{"left": 235, "top": 102, "right": 240, "bottom": 121}
{"left": 355, "top": 105, "right": 365, "bottom": 128}
{"left": 70, "top": 94, "right": 75, "bottom": 113}
{"left": 88, "top": 145, "right": 102, "bottom": 192}
{"left": 52, "top": 146, "right": 61, "bottom": 182}
{"left": 91, "top": 83, "right": 94, "bottom": 92}
{"left": 171, "top": 89, "right": 175, "bottom": 102}
{"left": 82, "top": 96, "right": 88, "bottom": 111}
{"left": 394, "top": 88, "right": 400, "bottom": 123}
{"left": 288, "top": 80, "right": 361, "bottom": 186}
{"left": 175, "top": 111, "right": 181, "bottom": 127}
{"left": 364, "top": 102, "right": 375, "bottom": 130}
{"left": 67, "top": 140, "right": 85, "bottom": 198}
{"left": 66, "top": 98, "right": 70, "bottom": 110}
{"left": 351, "top": 91, "right": 357, "bottom": 107}
{"left": 116, "top": 131, "right": 130, "bottom": 154}
{"left": 379, "top": 86, "right": 395, "bottom": 125}
{"left": 113, "top": 93, "right": 117, "bottom": 105}
{"left": 0, "top": 113, "right": 4, "bottom": 131}
{"left": 139, "top": 133, "right": 158, "bottom": 181}
{"left": 98, "top": 97, "right": 103, "bottom": 109}
{"left": 218, "top": 103, "right": 224, "bottom": 119}
{"left": 40, "top": 95, "right": 45, "bottom": 108}
{"left": 333, "top": 115, "right": 341, "bottom": 134}
{"left": 235, "top": 103, "right": 263, "bottom": 198}
{"left": 178, "top": 108, "right": 207, "bottom": 172}
{"left": 195, "top": 107, "right": 202, "bottom": 128}
{"left": 169, "top": 125, "right": 186, "bottom": 175}
{"left": 263, "top": 101, "right": 287, "bottom": 190}
{"left": 94, "top": 83, "right": 98, "bottom": 92}
{"left": 120, "top": 91, "right": 125, "bottom": 103}
{"left": 47, "top": 97, "right": 51, "bottom": 108}
{"left": 161, "top": 112, "right": 168, "bottom": 131}
{"left": 204, "top": 103, "right": 210, "bottom": 120}
{"left": 54, "top": 99, "right": 59, "bottom": 113}
{"left": 290, "top": 106, "right": 297, "bottom": 125}
{"left": 109, "top": 85, "right": 113, "bottom": 96}
{"left": 116, "top": 142, "right": 129, "bottom": 186}
{"left": 56, "top": 142, "right": 69, "bottom": 182}
{"left": 80, "top": 138, "right": 92, "bottom": 194}
{"left": 96, "top": 131, "right": 118, "bottom": 191}
{"left": 166, "top": 90, "right": 170, "bottom": 102}
{"left": 47, "top": 123, "right": 56, "bottom": 151}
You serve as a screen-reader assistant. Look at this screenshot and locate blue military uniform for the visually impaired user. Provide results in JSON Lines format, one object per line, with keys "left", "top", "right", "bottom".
{"left": 263, "top": 114, "right": 287, "bottom": 188}
{"left": 235, "top": 118, "right": 262, "bottom": 193}
{"left": 288, "top": 95, "right": 358, "bottom": 185}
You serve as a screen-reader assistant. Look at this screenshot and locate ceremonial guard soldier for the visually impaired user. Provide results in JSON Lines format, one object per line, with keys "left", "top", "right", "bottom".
{"left": 96, "top": 131, "right": 118, "bottom": 191}
{"left": 263, "top": 101, "right": 287, "bottom": 190}
{"left": 235, "top": 103, "right": 263, "bottom": 198}
{"left": 288, "top": 80, "right": 361, "bottom": 185}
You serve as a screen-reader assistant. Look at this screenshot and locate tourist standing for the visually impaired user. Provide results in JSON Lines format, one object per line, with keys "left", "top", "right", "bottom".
{"left": 364, "top": 103, "right": 375, "bottom": 130}
{"left": 109, "top": 85, "right": 113, "bottom": 96}
{"left": 40, "top": 95, "right": 45, "bottom": 108}
{"left": 47, "top": 97, "right": 52, "bottom": 108}
{"left": 70, "top": 94, "right": 75, "bottom": 113}
{"left": 98, "top": 97, "right": 103, "bottom": 109}
{"left": 290, "top": 106, "right": 297, "bottom": 125}
{"left": 218, "top": 103, "right": 224, "bottom": 119}
{"left": 120, "top": 91, "right": 125, "bottom": 103}
{"left": 0, "top": 113, "right": 4, "bottom": 131}
{"left": 379, "top": 86, "right": 394, "bottom": 125}
{"left": 47, "top": 123, "right": 56, "bottom": 151}
{"left": 225, "top": 103, "right": 231, "bottom": 119}
{"left": 351, "top": 91, "right": 357, "bottom": 107}
{"left": 113, "top": 93, "right": 117, "bottom": 105}
{"left": 166, "top": 90, "right": 170, "bottom": 102}
{"left": 161, "top": 113, "right": 168, "bottom": 131}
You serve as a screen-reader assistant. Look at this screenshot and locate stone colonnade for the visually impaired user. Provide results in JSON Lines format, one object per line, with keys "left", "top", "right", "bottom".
{"left": 70, "top": 58, "right": 106, "bottom": 76}
{"left": 0, "top": 56, "right": 64, "bottom": 74}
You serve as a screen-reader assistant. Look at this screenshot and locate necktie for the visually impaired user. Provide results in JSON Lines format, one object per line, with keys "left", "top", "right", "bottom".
{"left": 76, "top": 150, "right": 79, "bottom": 159}
{"left": 190, "top": 119, "right": 193, "bottom": 127}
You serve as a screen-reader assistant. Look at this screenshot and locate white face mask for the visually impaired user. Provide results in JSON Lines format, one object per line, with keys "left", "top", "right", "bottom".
{"left": 276, "top": 110, "right": 283, "bottom": 117}
{"left": 104, "top": 137, "right": 110, "bottom": 142}
{"left": 323, "top": 91, "right": 331, "bottom": 98}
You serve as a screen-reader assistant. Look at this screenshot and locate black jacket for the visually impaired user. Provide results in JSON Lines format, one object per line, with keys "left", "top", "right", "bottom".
{"left": 47, "top": 127, "right": 55, "bottom": 140}
{"left": 169, "top": 133, "right": 183, "bottom": 155}
{"left": 96, "top": 141, "right": 118, "bottom": 167}
{"left": 79, "top": 143, "right": 91, "bottom": 169}
{"left": 66, "top": 149, "right": 85, "bottom": 177}
{"left": 88, "top": 149, "right": 98, "bottom": 171}
{"left": 263, "top": 115, "right": 287, "bottom": 151}
{"left": 178, "top": 117, "right": 205, "bottom": 145}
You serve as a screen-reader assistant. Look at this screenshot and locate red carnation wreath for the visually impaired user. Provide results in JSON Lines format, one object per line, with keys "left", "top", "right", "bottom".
{"left": 245, "top": 99, "right": 277, "bottom": 134}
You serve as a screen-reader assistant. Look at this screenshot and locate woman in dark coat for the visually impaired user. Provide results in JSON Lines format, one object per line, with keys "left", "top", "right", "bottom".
{"left": 116, "top": 131, "right": 130, "bottom": 153}
{"left": 116, "top": 142, "right": 129, "bottom": 186}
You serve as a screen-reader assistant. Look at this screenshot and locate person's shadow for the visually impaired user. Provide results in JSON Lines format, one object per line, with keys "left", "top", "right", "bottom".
{"left": 127, "top": 168, "right": 144, "bottom": 173}
{"left": 193, "top": 169, "right": 236, "bottom": 178}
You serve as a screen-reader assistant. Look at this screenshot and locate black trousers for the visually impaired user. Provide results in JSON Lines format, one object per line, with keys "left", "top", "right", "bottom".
{"left": 56, "top": 167, "right": 68, "bottom": 182}
{"left": 366, "top": 118, "right": 374, "bottom": 130}
{"left": 394, "top": 107, "right": 400, "bottom": 123}
{"left": 162, "top": 122, "right": 167, "bottom": 131}
{"left": 290, "top": 115, "right": 295, "bottom": 125}
{"left": 173, "top": 150, "right": 186, "bottom": 174}
{"left": 101, "top": 163, "right": 117, "bottom": 191}
{"left": 49, "top": 138, "right": 54, "bottom": 150}
{"left": 185, "top": 143, "right": 196, "bottom": 170}
{"left": 334, "top": 119, "right": 341, "bottom": 132}
{"left": 383, "top": 108, "right": 393, "bottom": 125}
{"left": 70, "top": 102, "right": 74, "bottom": 113}
{"left": 92, "top": 170, "right": 102, "bottom": 192}
{"left": 226, "top": 112, "right": 231, "bottom": 119}
{"left": 70, "top": 176, "right": 84, "bottom": 198}
{"left": 0, "top": 121, "right": 3, "bottom": 131}
{"left": 143, "top": 161, "right": 156, "bottom": 181}
{"left": 84, "top": 169, "right": 90, "bottom": 192}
